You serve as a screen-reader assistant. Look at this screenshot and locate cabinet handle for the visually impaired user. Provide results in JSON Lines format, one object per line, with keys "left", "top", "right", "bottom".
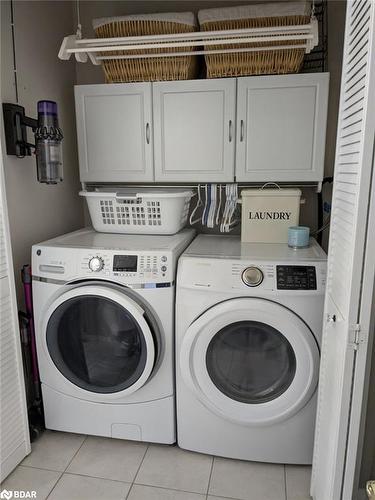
{"left": 146, "top": 123, "right": 150, "bottom": 144}
{"left": 229, "top": 120, "right": 233, "bottom": 142}
{"left": 240, "top": 120, "right": 244, "bottom": 142}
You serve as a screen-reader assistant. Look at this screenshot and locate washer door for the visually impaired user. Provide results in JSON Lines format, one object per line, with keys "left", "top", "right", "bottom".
{"left": 180, "top": 298, "right": 320, "bottom": 426}
{"left": 43, "top": 285, "right": 156, "bottom": 399}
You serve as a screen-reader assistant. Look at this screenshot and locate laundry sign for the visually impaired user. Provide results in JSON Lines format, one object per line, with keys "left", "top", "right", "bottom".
{"left": 248, "top": 211, "right": 293, "bottom": 221}
{"left": 241, "top": 188, "right": 301, "bottom": 243}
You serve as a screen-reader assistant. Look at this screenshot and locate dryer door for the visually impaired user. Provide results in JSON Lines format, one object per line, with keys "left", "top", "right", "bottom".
{"left": 180, "top": 297, "right": 320, "bottom": 425}
{"left": 42, "top": 285, "right": 156, "bottom": 400}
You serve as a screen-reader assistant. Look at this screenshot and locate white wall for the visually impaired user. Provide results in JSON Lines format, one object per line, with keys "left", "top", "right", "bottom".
{"left": 1, "top": 0, "right": 84, "bottom": 305}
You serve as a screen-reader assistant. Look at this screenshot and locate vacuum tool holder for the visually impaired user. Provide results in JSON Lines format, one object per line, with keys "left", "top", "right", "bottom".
{"left": 2, "top": 101, "right": 64, "bottom": 185}
{"left": 3, "top": 103, "right": 37, "bottom": 157}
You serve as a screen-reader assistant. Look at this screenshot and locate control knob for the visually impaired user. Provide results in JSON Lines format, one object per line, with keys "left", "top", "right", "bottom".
{"left": 242, "top": 266, "right": 263, "bottom": 287}
{"left": 88, "top": 256, "right": 104, "bottom": 272}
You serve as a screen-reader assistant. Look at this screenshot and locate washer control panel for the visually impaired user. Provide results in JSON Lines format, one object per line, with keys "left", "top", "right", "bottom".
{"left": 89, "top": 256, "right": 105, "bottom": 272}
{"left": 276, "top": 265, "right": 317, "bottom": 290}
{"left": 113, "top": 255, "right": 138, "bottom": 273}
{"left": 80, "top": 251, "right": 170, "bottom": 282}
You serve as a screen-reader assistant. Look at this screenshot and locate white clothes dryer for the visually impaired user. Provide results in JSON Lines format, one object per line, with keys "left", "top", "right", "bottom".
{"left": 32, "top": 228, "right": 195, "bottom": 444}
{"left": 176, "top": 235, "right": 327, "bottom": 464}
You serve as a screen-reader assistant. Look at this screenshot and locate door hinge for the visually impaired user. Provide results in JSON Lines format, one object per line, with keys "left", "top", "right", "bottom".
{"left": 349, "top": 324, "right": 366, "bottom": 350}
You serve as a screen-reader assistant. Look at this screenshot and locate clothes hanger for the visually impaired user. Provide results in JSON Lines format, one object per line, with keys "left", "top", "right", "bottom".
{"left": 189, "top": 184, "right": 203, "bottom": 225}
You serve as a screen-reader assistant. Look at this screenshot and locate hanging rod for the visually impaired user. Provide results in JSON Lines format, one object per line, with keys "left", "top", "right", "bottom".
{"left": 59, "top": 18, "right": 318, "bottom": 64}
{"left": 70, "top": 34, "right": 313, "bottom": 54}
{"left": 83, "top": 182, "right": 322, "bottom": 191}
{"left": 97, "top": 45, "right": 311, "bottom": 61}
{"left": 76, "top": 24, "right": 316, "bottom": 46}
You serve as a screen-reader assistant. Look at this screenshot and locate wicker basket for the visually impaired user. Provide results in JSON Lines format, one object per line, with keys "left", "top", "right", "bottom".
{"left": 198, "top": 2, "right": 311, "bottom": 78}
{"left": 93, "top": 12, "right": 198, "bottom": 83}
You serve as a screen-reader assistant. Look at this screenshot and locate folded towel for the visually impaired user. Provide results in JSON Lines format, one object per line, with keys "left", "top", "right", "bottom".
{"left": 198, "top": 2, "right": 311, "bottom": 25}
{"left": 93, "top": 11, "right": 196, "bottom": 30}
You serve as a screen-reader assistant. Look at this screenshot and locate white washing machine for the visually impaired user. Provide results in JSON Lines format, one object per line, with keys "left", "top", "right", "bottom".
{"left": 176, "top": 235, "right": 327, "bottom": 464}
{"left": 32, "top": 227, "right": 195, "bottom": 444}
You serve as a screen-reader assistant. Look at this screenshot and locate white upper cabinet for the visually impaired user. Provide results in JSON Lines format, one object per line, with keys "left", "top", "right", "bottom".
{"left": 153, "top": 79, "right": 236, "bottom": 182}
{"left": 235, "top": 73, "right": 329, "bottom": 183}
{"left": 75, "top": 83, "right": 154, "bottom": 182}
{"left": 75, "top": 74, "right": 329, "bottom": 185}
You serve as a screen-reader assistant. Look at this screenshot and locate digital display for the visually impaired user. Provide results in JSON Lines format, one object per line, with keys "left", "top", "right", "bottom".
{"left": 113, "top": 255, "right": 138, "bottom": 272}
{"left": 276, "top": 266, "right": 317, "bottom": 290}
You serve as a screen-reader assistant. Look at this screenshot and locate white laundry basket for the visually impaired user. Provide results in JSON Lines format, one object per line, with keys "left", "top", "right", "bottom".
{"left": 241, "top": 188, "right": 302, "bottom": 243}
{"left": 80, "top": 189, "right": 194, "bottom": 235}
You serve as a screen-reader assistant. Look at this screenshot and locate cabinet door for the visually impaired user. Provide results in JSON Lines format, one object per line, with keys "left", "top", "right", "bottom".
{"left": 236, "top": 73, "right": 329, "bottom": 183}
{"left": 75, "top": 83, "right": 154, "bottom": 183}
{"left": 153, "top": 79, "right": 236, "bottom": 182}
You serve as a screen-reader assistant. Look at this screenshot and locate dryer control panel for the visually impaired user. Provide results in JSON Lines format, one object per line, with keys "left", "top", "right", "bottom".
{"left": 276, "top": 266, "right": 317, "bottom": 290}
{"left": 179, "top": 257, "right": 326, "bottom": 295}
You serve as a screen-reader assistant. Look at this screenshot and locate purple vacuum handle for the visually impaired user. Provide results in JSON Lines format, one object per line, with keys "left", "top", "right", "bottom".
{"left": 22, "top": 264, "right": 40, "bottom": 383}
{"left": 21, "top": 264, "right": 32, "bottom": 284}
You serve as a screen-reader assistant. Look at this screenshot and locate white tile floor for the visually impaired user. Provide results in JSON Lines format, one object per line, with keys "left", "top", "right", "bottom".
{"left": 1, "top": 431, "right": 312, "bottom": 500}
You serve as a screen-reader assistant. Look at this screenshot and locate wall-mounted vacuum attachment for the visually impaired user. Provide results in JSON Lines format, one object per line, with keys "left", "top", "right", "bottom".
{"left": 35, "top": 101, "right": 63, "bottom": 184}
{"left": 2, "top": 100, "right": 64, "bottom": 184}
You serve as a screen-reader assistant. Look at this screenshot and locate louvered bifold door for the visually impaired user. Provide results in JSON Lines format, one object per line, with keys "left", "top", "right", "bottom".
{"left": 311, "top": 2, "right": 375, "bottom": 500}
{"left": 0, "top": 141, "right": 30, "bottom": 480}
